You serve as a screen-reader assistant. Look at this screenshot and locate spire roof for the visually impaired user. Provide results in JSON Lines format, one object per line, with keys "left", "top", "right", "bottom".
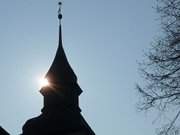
{"left": 44, "top": 2, "right": 82, "bottom": 93}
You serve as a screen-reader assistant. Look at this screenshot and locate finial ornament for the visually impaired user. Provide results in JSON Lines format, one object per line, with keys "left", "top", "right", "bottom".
{"left": 58, "top": 2, "right": 62, "bottom": 19}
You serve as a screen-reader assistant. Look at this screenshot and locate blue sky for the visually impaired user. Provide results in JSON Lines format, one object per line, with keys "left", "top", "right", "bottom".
{"left": 0, "top": 0, "right": 160, "bottom": 134}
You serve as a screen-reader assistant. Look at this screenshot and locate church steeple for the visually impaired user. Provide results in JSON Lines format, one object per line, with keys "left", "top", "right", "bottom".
{"left": 22, "top": 2, "right": 95, "bottom": 135}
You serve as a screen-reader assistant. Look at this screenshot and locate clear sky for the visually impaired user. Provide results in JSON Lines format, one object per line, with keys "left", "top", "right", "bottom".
{"left": 0, "top": 0, "right": 160, "bottom": 134}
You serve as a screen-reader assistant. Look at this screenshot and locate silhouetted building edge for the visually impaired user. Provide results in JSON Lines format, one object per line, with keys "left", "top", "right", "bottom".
{"left": 0, "top": 126, "right": 10, "bottom": 135}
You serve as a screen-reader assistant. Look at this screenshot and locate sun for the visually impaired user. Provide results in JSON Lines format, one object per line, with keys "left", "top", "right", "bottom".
{"left": 39, "top": 77, "right": 50, "bottom": 88}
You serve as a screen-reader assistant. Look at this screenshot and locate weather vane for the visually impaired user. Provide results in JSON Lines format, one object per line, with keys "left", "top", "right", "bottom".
{"left": 58, "top": 2, "right": 62, "bottom": 20}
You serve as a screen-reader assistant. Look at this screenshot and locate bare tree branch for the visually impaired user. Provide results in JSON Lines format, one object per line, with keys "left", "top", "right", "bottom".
{"left": 137, "top": 0, "right": 180, "bottom": 134}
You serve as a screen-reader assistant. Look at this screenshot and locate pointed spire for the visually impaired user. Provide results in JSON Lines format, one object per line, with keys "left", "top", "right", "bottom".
{"left": 44, "top": 2, "right": 82, "bottom": 94}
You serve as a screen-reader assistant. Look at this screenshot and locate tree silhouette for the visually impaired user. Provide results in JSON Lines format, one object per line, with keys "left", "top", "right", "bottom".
{"left": 137, "top": 0, "right": 180, "bottom": 134}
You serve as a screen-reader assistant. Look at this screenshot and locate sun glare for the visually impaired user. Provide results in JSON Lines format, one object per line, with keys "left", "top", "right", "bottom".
{"left": 39, "top": 77, "right": 49, "bottom": 88}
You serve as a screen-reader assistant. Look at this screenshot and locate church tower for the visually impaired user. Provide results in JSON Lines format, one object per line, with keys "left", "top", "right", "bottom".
{"left": 22, "top": 2, "right": 95, "bottom": 135}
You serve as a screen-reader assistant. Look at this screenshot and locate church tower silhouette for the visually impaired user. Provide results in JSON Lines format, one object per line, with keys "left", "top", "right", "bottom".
{"left": 22, "top": 2, "right": 95, "bottom": 135}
